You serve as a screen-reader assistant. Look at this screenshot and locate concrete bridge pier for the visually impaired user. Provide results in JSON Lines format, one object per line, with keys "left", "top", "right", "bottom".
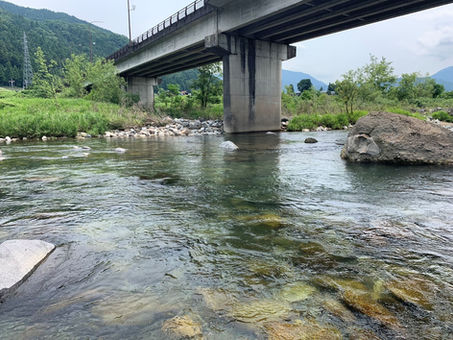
{"left": 208, "top": 34, "right": 296, "bottom": 133}
{"left": 127, "top": 77, "right": 160, "bottom": 108}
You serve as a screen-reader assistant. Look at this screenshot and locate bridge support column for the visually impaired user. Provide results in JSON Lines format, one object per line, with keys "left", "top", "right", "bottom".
{"left": 127, "top": 77, "right": 159, "bottom": 108}
{"left": 207, "top": 35, "right": 296, "bottom": 133}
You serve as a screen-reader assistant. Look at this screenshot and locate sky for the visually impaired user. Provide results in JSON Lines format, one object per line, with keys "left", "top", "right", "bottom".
{"left": 6, "top": 0, "right": 453, "bottom": 83}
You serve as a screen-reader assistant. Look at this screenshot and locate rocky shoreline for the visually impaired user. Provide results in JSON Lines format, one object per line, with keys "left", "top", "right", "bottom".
{"left": 1, "top": 116, "right": 452, "bottom": 144}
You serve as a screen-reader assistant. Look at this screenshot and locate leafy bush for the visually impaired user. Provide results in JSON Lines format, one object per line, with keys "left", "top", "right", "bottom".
{"left": 432, "top": 111, "right": 453, "bottom": 123}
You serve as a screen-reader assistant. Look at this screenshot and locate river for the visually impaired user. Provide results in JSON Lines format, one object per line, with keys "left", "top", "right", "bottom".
{"left": 0, "top": 131, "right": 452, "bottom": 339}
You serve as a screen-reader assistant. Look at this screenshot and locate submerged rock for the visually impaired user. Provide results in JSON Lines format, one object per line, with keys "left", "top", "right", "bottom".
{"left": 162, "top": 315, "right": 203, "bottom": 339}
{"left": 231, "top": 298, "right": 292, "bottom": 323}
{"left": 92, "top": 292, "right": 174, "bottom": 326}
{"left": 263, "top": 319, "right": 342, "bottom": 340}
{"left": 238, "top": 213, "right": 286, "bottom": 229}
{"left": 341, "top": 112, "right": 453, "bottom": 165}
{"left": 115, "top": 148, "right": 127, "bottom": 153}
{"left": 279, "top": 282, "right": 317, "bottom": 303}
{"left": 0, "top": 240, "right": 55, "bottom": 299}
{"left": 220, "top": 141, "right": 239, "bottom": 151}
{"left": 323, "top": 298, "right": 356, "bottom": 322}
{"left": 386, "top": 278, "right": 435, "bottom": 310}
{"left": 342, "top": 289, "right": 400, "bottom": 329}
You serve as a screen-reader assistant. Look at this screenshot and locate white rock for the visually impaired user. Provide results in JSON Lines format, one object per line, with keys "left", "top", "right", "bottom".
{"left": 115, "top": 148, "right": 127, "bottom": 153}
{"left": 220, "top": 141, "right": 239, "bottom": 151}
{"left": 0, "top": 240, "right": 55, "bottom": 298}
{"left": 266, "top": 132, "right": 277, "bottom": 135}
{"left": 42, "top": 136, "right": 47, "bottom": 141}
{"left": 5, "top": 136, "right": 12, "bottom": 144}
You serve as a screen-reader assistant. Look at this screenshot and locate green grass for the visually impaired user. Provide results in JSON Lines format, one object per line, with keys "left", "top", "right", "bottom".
{"left": 0, "top": 88, "right": 149, "bottom": 138}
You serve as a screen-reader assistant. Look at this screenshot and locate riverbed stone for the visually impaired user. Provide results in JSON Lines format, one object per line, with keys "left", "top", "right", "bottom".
{"left": 385, "top": 278, "right": 435, "bottom": 310}
{"left": 0, "top": 240, "right": 56, "bottom": 298}
{"left": 341, "top": 289, "right": 400, "bottom": 329}
{"left": 263, "top": 319, "right": 342, "bottom": 340}
{"left": 342, "top": 112, "right": 453, "bottom": 165}
{"left": 162, "top": 315, "right": 203, "bottom": 339}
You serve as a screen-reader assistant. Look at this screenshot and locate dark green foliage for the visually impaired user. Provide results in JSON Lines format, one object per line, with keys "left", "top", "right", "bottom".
{"left": 0, "top": 1, "right": 127, "bottom": 86}
{"left": 192, "top": 63, "right": 222, "bottom": 108}
{"left": 297, "top": 79, "right": 312, "bottom": 93}
{"left": 432, "top": 111, "right": 453, "bottom": 123}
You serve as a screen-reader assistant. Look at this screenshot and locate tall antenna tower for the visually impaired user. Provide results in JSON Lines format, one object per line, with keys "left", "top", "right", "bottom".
{"left": 23, "top": 32, "right": 33, "bottom": 89}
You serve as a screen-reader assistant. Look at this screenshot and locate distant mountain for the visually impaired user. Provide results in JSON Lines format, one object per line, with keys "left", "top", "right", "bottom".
{"left": 431, "top": 66, "right": 453, "bottom": 91}
{"left": 282, "top": 69, "right": 328, "bottom": 92}
{"left": 0, "top": 0, "right": 128, "bottom": 86}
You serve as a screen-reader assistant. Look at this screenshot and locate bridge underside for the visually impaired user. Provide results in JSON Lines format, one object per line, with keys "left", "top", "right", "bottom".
{"left": 117, "top": 0, "right": 453, "bottom": 133}
{"left": 232, "top": 0, "right": 453, "bottom": 44}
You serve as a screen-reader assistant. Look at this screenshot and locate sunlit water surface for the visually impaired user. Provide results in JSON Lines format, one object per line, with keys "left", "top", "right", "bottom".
{"left": 0, "top": 131, "right": 452, "bottom": 339}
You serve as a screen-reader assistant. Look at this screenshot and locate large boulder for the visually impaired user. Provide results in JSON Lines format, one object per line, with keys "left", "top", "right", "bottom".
{"left": 0, "top": 240, "right": 55, "bottom": 299}
{"left": 341, "top": 112, "right": 453, "bottom": 165}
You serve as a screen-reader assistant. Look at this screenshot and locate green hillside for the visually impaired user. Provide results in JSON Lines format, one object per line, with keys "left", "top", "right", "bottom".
{"left": 0, "top": 0, "right": 128, "bottom": 87}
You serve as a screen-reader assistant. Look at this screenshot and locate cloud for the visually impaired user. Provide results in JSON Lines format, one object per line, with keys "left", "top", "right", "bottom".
{"left": 416, "top": 25, "right": 453, "bottom": 60}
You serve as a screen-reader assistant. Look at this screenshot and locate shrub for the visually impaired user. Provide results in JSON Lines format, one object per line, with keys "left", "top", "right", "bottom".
{"left": 432, "top": 111, "right": 453, "bottom": 123}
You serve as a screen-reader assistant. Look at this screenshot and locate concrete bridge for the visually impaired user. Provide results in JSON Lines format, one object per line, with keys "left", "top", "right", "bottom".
{"left": 110, "top": 0, "right": 453, "bottom": 133}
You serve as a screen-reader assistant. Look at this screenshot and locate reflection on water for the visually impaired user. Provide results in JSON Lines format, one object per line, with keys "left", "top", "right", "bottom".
{"left": 0, "top": 132, "right": 452, "bottom": 339}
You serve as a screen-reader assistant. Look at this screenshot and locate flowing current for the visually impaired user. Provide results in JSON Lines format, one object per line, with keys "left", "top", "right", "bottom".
{"left": 0, "top": 131, "right": 452, "bottom": 339}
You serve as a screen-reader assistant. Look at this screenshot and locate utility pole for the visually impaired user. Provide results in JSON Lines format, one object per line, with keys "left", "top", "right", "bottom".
{"left": 23, "top": 32, "right": 33, "bottom": 89}
{"left": 127, "top": 0, "right": 132, "bottom": 43}
{"left": 89, "top": 21, "right": 103, "bottom": 63}
{"left": 9, "top": 79, "right": 15, "bottom": 89}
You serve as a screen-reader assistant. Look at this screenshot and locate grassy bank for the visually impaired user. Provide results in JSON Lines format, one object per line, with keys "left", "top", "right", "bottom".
{"left": 0, "top": 88, "right": 148, "bottom": 138}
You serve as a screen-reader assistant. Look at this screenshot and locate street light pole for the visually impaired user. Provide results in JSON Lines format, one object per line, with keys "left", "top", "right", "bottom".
{"left": 127, "top": 0, "right": 132, "bottom": 43}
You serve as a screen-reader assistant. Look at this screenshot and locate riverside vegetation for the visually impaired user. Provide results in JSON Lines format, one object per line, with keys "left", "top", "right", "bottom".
{"left": 284, "top": 56, "right": 453, "bottom": 131}
{"left": 1, "top": 52, "right": 453, "bottom": 140}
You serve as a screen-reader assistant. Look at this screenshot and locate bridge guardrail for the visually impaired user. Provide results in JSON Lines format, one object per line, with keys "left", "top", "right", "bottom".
{"left": 108, "top": 0, "right": 206, "bottom": 62}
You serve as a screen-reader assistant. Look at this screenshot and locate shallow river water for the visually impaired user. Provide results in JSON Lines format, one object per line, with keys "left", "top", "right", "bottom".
{"left": 0, "top": 131, "right": 452, "bottom": 339}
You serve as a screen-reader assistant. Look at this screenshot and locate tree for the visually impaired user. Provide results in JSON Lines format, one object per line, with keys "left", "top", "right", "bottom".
{"left": 394, "top": 72, "right": 418, "bottom": 101}
{"left": 297, "top": 79, "right": 312, "bottom": 93}
{"left": 192, "top": 63, "right": 222, "bottom": 108}
{"left": 335, "top": 70, "right": 360, "bottom": 115}
{"left": 362, "top": 55, "right": 396, "bottom": 94}
{"left": 63, "top": 54, "right": 89, "bottom": 98}
{"left": 31, "top": 47, "right": 60, "bottom": 98}
{"left": 86, "top": 58, "right": 127, "bottom": 104}
{"left": 327, "top": 82, "right": 337, "bottom": 95}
